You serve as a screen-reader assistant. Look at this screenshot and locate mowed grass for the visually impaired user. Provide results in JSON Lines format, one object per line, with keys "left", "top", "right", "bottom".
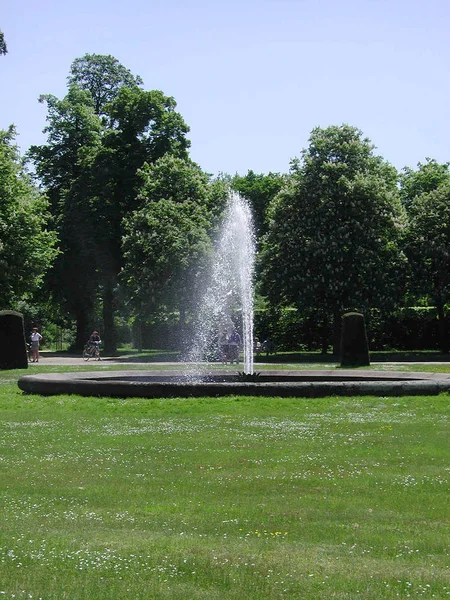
{"left": 0, "top": 366, "right": 448, "bottom": 599}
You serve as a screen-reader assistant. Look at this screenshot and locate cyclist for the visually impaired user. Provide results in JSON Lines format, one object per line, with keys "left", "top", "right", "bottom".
{"left": 88, "top": 330, "right": 102, "bottom": 359}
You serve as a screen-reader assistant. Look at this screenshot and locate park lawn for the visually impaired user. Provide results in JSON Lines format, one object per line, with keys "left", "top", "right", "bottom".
{"left": 0, "top": 367, "right": 448, "bottom": 599}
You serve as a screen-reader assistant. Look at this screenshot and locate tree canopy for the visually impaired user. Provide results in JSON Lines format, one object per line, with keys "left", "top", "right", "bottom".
{"left": 400, "top": 158, "right": 450, "bottom": 209}
{"left": 0, "top": 127, "right": 57, "bottom": 308}
{"left": 0, "top": 30, "right": 7, "bottom": 55}
{"left": 30, "top": 54, "right": 191, "bottom": 350}
{"left": 68, "top": 53, "right": 143, "bottom": 115}
{"left": 260, "top": 124, "right": 406, "bottom": 351}
{"left": 121, "top": 156, "right": 213, "bottom": 322}
{"left": 403, "top": 181, "right": 450, "bottom": 352}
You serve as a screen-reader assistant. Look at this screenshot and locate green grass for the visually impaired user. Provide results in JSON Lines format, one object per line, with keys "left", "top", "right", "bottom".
{"left": 0, "top": 364, "right": 449, "bottom": 599}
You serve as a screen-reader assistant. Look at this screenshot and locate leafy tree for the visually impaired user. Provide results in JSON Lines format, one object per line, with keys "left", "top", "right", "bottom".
{"left": 28, "top": 86, "right": 103, "bottom": 348}
{"left": 0, "top": 127, "right": 57, "bottom": 308}
{"left": 31, "top": 55, "right": 191, "bottom": 351}
{"left": 403, "top": 182, "right": 450, "bottom": 353}
{"left": 232, "top": 170, "right": 287, "bottom": 238}
{"left": 121, "top": 156, "right": 212, "bottom": 335}
{"left": 68, "top": 53, "right": 143, "bottom": 115}
{"left": 260, "top": 124, "right": 406, "bottom": 353}
{"left": 400, "top": 158, "right": 450, "bottom": 209}
{"left": 86, "top": 85, "right": 190, "bottom": 351}
{"left": 0, "top": 30, "right": 7, "bottom": 55}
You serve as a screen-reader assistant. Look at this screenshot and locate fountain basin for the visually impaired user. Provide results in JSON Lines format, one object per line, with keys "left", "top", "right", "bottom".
{"left": 17, "top": 369, "right": 450, "bottom": 398}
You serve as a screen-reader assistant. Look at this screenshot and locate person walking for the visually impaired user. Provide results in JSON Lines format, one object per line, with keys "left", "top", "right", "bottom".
{"left": 30, "top": 327, "right": 43, "bottom": 363}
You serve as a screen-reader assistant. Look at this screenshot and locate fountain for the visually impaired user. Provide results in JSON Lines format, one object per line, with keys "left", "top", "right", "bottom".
{"left": 185, "top": 192, "right": 255, "bottom": 375}
{"left": 17, "top": 193, "right": 450, "bottom": 398}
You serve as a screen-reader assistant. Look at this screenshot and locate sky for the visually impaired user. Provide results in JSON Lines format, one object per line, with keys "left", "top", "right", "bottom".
{"left": 2, "top": 0, "right": 450, "bottom": 176}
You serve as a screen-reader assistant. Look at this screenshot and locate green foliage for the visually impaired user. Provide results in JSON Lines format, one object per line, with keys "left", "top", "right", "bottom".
{"left": 68, "top": 53, "right": 143, "bottom": 115}
{"left": 0, "top": 127, "right": 58, "bottom": 308}
{"left": 28, "top": 87, "right": 103, "bottom": 346}
{"left": 400, "top": 158, "right": 450, "bottom": 209}
{"left": 30, "top": 55, "right": 191, "bottom": 350}
{"left": 122, "top": 156, "right": 212, "bottom": 318}
{"left": 260, "top": 125, "right": 407, "bottom": 350}
{"left": 0, "top": 29, "right": 7, "bottom": 55}
{"left": 232, "top": 170, "right": 287, "bottom": 238}
{"left": 403, "top": 181, "right": 450, "bottom": 352}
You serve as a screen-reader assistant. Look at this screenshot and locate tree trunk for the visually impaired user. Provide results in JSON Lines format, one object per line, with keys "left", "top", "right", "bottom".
{"left": 102, "top": 281, "right": 117, "bottom": 354}
{"left": 75, "top": 308, "right": 89, "bottom": 351}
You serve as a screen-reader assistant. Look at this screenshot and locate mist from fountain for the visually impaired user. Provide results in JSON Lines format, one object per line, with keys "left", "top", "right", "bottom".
{"left": 186, "top": 192, "right": 256, "bottom": 375}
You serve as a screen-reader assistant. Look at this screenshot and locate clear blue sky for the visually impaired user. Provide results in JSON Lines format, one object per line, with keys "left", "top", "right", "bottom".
{"left": 2, "top": 0, "right": 450, "bottom": 176}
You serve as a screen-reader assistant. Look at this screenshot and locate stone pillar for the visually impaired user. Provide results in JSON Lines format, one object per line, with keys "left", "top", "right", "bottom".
{"left": 0, "top": 310, "right": 28, "bottom": 369}
{"left": 340, "top": 312, "right": 370, "bottom": 367}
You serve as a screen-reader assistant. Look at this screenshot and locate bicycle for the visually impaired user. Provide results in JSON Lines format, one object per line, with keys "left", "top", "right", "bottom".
{"left": 82, "top": 343, "right": 101, "bottom": 361}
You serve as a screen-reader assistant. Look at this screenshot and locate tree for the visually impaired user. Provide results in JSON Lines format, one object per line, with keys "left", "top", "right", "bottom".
{"left": 68, "top": 53, "right": 143, "bottom": 115}
{"left": 31, "top": 55, "right": 191, "bottom": 352}
{"left": 0, "top": 127, "right": 57, "bottom": 308}
{"left": 403, "top": 182, "right": 450, "bottom": 353}
{"left": 400, "top": 158, "right": 450, "bottom": 209}
{"left": 0, "top": 30, "right": 7, "bottom": 55}
{"left": 86, "top": 85, "right": 191, "bottom": 351}
{"left": 28, "top": 86, "right": 103, "bottom": 349}
{"left": 121, "top": 156, "right": 213, "bottom": 338}
{"left": 260, "top": 124, "right": 406, "bottom": 353}
{"left": 232, "top": 170, "right": 287, "bottom": 238}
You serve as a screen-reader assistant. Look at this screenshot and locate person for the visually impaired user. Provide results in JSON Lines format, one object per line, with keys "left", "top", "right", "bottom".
{"left": 88, "top": 330, "right": 102, "bottom": 359}
{"left": 262, "top": 338, "right": 276, "bottom": 356}
{"left": 218, "top": 330, "right": 229, "bottom": 364}
{"left": 228, "top": 329, "right": 241, "bottom": 364}
{"left": 29, "top": 327, "right": 43, "bottom": 363}
{"left": 254, "top": 337, "right": 262, "bottom": 355}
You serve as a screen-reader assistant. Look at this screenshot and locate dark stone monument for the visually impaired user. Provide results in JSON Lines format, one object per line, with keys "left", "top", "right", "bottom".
{"left": 0, "top": 310, "right": 28, "bottom": 369}
{"left": 340, "top": 312, "right": 370, "bottom": 367}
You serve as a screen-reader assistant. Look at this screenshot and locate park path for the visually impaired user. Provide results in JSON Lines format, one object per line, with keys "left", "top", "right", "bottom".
{"left": 30, "top": 352, "right": 450, "bottom": 367}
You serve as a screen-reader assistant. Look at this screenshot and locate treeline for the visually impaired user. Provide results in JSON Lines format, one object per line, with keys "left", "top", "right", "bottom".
{"left": 2, "top": 54, "right": 450, "bottom": 353}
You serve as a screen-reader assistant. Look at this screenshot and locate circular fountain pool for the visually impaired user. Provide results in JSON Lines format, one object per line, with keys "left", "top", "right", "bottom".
{"left": 17, "top": 369, "right": 450, "bottom": 398}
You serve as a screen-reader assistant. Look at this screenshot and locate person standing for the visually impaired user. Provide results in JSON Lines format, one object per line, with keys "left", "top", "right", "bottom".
{"left": 228, "top": 329, "right": 241, "bottom": 364}
{"left": 30, "top": 327, "right": 43, "bottom": 363}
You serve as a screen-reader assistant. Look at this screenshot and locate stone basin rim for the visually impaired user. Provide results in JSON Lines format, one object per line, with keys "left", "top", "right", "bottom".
{"left": 17, "top": 369, "right": 450, "bottom": 398}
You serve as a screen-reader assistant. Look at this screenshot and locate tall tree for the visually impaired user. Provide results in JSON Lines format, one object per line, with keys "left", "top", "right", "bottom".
{"left": 68, "top": 53, "right": 143, "bottom": 115}
{"left": 403, "top": 182, "right": 450, "bottom": 353}
{"left": 122, "top": 156, "right": 212, "bottom": 333}
{"left": 260, "top": 125, "right": 406, "bottom": 353}
{"left": 28, "top": 86, "right": 103, "bottom": 348}
{"left": 32, "top": 55, "right": 191, "bottom": 351}
{"left": 0, "top": 127, "right": 57, "bottom": 307}
{"left": 87, "top": 85, "right": 190, "bottom": 351}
